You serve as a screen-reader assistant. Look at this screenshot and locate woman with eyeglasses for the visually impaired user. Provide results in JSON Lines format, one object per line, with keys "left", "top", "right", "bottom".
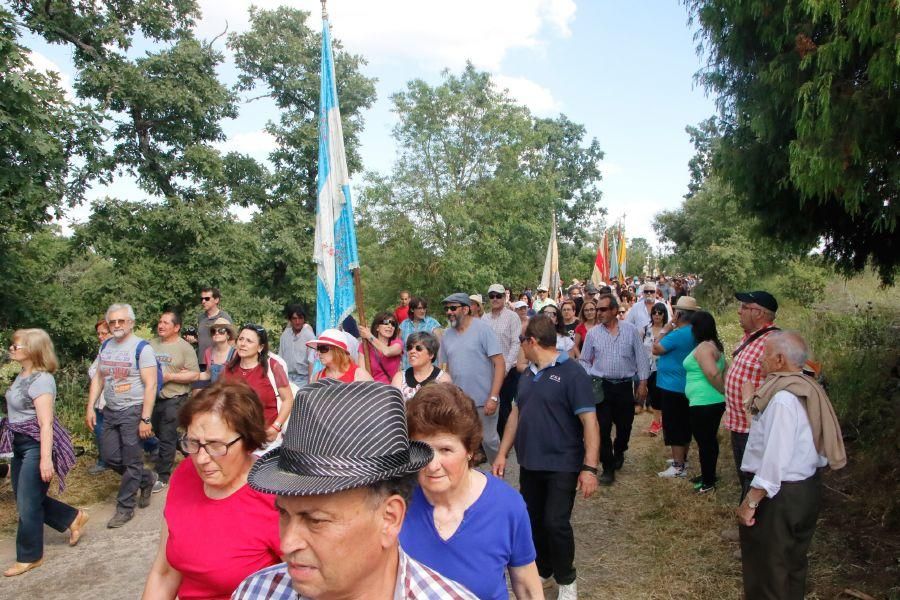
{"left": 358, "top": 312, "right": 403, "bottom": 384}
{"left": 399, "top": 296, "right": 443, "bottom": 370}
{"left": 559, "top": 300, "right": 580, "bottom": 341}
{"left": 574, "top": 300, "right": 599, "bottom": 352}
{"left": 642, "top": 303, "right": 669, "bottom": 436}
{"left": 142, "top": 380, "right": 280, "bottom": 599}
{"left": 391, "top": 332, "right": 453, "bottom": 401}
{"left": 221, "top": 325, "right": 293, "bottom": 442}
{"left": 538, "top": 304, "right": 578, "bottom": 359}
{"left": 1, "top": 329, "right": 85, "bottom": 577}
{"left": 307, "top": 329, "right": 374, "bottom": 383}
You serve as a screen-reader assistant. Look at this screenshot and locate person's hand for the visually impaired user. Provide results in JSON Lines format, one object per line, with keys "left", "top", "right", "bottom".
{"left": 85, "top": 408, "right": 96, "bottom": 432}
{"left": 736, "top": 502, "right": 756, "bottom": 527}
{"left": 358, "top": 326, "right": 373, "bottom": 340}
{"left": 184, "top": 335, "right": 197, "bottom": 344}
{"left": 39, "top": 457, "right": 54, "bottom": 483}
{"left": 636, "top": 381, "right": 648, "bottom": 402}
{"left": 265, "top": 426, "right": 279, "bottom": 442}
{"left": 139, "top": 421, "right": 153, "bottom": 439}
{"left": 577, "top": 471, "right": 598, "bottom": 499}
{"left": 484, "top": 397, "right": 499, "bottom": 416}
{"left": 492, "top": 455, "right": 507, "bottom": 478}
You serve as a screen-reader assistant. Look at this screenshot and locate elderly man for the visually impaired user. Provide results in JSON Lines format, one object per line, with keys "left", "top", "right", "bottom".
{"left": 149, "top": 310, "right": 199, "bottom": 493}
{"left": 725, "top": 290, "right": 780, "bottom": 499}
{"left": 532, "top": 285, "right": 555, "bottom": 313}
{"left": 439, "top": 293, "right": 505, "bottom": 464}
{"left": 233, "top": 381, "right": 476, "bottom": 599}
{"left": 579, "top": 293, "right": 650, "bottom": 485}
{"left": 482, "top": 283, "right": 523, "bottom": 439}
{"left": 85, "top": 303, "right": 159, "bottom": 528}
{"left": 625, "top": 282, "right": 657, "bottom": 331}
{"left": 738, "top": 331, "right": 846, "bottom": 600}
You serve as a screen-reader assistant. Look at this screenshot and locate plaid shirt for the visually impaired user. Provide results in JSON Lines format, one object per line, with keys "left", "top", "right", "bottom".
{"left": 232, "top": 548, "right": 477, "bottom": 600}
{"left": 724, "top": 325, "right": 776, "bottom": 433}
{"left": 482, "top": 308, "right": 522, "bottom": 372}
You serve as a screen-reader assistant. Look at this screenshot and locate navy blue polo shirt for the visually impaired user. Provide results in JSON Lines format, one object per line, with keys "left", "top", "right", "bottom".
{"left": 514, "top": 353, "right": 595, "bottom": 472}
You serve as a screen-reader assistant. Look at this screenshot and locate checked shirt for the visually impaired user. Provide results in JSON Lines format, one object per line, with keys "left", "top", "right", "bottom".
{"left": 232, "top": 548, "right": 477, "bottom": 600}
{"left": 723, "top": 325, "right": 777, "bottom": 434}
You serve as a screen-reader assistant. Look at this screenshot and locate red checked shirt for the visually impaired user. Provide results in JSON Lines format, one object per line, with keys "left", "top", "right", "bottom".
{"left": 723, "top": 325, "right": 777, "bottom": 433}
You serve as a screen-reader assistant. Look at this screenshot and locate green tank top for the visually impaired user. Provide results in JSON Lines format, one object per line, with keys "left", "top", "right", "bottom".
{"left": 683, "top": 347, "right": 725, "bottom": 406}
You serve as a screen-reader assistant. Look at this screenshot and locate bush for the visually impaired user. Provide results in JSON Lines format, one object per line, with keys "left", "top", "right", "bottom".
{"left": 775, "top": 258, "right": 829, "bottom": 302}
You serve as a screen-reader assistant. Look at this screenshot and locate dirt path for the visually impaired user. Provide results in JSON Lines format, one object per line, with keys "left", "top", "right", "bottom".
{"left": 0, "top": 412, "right": 873, "bottom": 599}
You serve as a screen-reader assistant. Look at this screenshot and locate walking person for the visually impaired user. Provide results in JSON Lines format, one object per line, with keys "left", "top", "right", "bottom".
{"left": 1, "top": 329, "right": 86, "bottom": 576}
{"left": 87, "top": 317, "right": 112, "bottom": 475}
{"left": 641, "top": 303, "right": 668, "bottom": 436}
{"left": 86, "top": 303, "right": 159, "bottom": 528}
{"left": 579, "top": 293, "right": 650, "bottom": 485}
{"left": 573, "top": 300, "right": 599, "bottom": 352}
{"left": 684, "top": 311, "right": 726, "bottom": 493}
{"left": 482, "top": 283, "right": 523, "bottom": 442}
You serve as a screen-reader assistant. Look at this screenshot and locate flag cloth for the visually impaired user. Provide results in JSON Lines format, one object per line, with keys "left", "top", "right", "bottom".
{"left": 609, "top": 231, "right": 619, "bottom": 281}
{"left": 617, "top": 228, "right": 627, "bottom": 283}
{"left": 314, "top": 17, "right": 359, "bottom": 335}
{"left": 591, "top": 232, "right": 609, "bottom": 286}
{"left": 540, "top": 214, "right": 561, "bottom": 299}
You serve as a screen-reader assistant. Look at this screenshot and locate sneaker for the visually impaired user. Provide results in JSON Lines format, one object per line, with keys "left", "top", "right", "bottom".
{"left": 696, "top": 483, "right": 716, "bottom": 494}
{"left": 107, "top": 510, "right": 133, "bottom": 529}
{"left": 657, "top": 465, "right": 687, "bottom": 478}
{"left": 558, "top": 581, "right": 578, "bottom": 600}
{"left": 139, "top": 472, "right": 158, "bottom": 508}
{"left": 152, "top": 479, "right": 168, "bottom": 494}
{"left": 665, "top": 458, "right": 690, "bottom": 469}
{"left": 598, "top": 470, "right": 615, "bottom": 485}
{"left": 87, "top": 462, "right": 108, "bottom": 475}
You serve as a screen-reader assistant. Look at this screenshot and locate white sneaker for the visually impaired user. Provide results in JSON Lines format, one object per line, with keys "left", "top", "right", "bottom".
{"left": 657, "top": 465, "right": 687, "bottom": 478}
{"left": 666, "top": 458, "right": 690, "bottom": 469}
{"left": 557, "top": 581, "right": 578, "bottom": 600}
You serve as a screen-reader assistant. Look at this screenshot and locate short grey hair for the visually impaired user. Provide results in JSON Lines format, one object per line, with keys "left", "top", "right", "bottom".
{"left": 767, "top": 330, "right": 808, "bottom": 369}
{"left": 405, "top": 331, "right": 439, "bottom": 359}
{"left": 106, "top": 303, "right": 136, "bottom": 321}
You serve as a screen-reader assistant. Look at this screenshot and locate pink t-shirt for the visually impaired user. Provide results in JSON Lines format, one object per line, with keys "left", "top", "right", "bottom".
{"left": 164, "top": 460, "right": 281, "bottom": 599}
{"left": 368, "top": 339, "right": 403, "bottom": 384}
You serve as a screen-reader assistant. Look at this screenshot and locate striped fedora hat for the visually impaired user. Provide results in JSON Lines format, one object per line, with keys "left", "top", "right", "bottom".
{"left": 248, "top": 380, "right": 433, "bottom": 496}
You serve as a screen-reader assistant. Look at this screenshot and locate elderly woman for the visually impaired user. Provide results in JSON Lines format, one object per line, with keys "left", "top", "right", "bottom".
{"left": 308, "top": 329, "right": 374, "bottom": 383}
{"left": 221, "top": 324, "right": 293, "bottom": 442}
{"left": 1, "top": 329, "right": 85, "bottom": 577}
{"left": 142, "top": 381, "right": 280, "bottom": 599}
{"left": 398, "top": 296, "right": 443, "bottom": 370}
{"left": 401, "top": 383, "right": 542, "bottom": 599}
{"left": 358, "top": 312, "right": 403, "bottom": 384}
{"left": 390, "top": 331, "right": 452, "bottom": 401}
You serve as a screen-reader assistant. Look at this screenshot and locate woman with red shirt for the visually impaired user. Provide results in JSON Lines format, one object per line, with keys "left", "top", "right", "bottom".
{"left": 142, "top": 381, "right": 280, "bottom": 600}
{"left": 221, "top": 324, "right": 293, "bottom": 442}
{"left": 307, "top": 329, "right": 373, "bottom": 383}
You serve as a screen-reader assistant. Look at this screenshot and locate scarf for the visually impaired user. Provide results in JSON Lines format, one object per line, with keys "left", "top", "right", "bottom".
{"left": 747, "top": 371, "right": 847, "bottom": 470}
{"left": 0, "top": 416, "right": 77, "bottom": 492}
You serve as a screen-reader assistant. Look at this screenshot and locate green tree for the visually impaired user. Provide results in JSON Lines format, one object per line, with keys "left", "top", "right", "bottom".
{"left": 685, "top": 0, "right": 899, "bottom": 284}
{"left": 627, "top": 237, "right": 652, "bottom": 277}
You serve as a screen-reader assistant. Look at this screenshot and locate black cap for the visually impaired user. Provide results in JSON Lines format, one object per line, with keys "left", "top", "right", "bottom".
{"left": 735, "top": 290, "right": 778, "bottom": 313}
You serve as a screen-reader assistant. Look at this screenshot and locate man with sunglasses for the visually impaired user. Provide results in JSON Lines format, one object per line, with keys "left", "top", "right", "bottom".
{"left": 438, "top": 293, "right": 505, "bottom": 464}
{"left": 196, "top": 286, "right": 232, "bottom": 373}
{"left": 482, "top": 283, "right": 523, "bottom": 438}
{"left": 624, "top": 283, "right": 657, "bottom": 331}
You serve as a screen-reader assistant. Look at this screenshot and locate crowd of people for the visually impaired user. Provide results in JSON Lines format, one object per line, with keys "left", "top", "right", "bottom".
{"left": 0, "top": 277, "right": 847, "bottom": 600}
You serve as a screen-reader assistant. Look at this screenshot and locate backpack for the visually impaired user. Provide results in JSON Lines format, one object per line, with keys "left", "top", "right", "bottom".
{"left": 100, "top": 338, "right": 164, "bottom": 396}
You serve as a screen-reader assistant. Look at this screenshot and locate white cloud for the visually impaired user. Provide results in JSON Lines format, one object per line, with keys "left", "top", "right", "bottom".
{"left": 27, "top": 51, "right": 75, "bottom": 99}
{"left": 196, "top": 0, "right": 576, "bottom": 70}
{"left": 493, "top": 75, "right": 560, "bottom": 115}
{"left": 215, "top": 129, "right": 277, "bottom": 159}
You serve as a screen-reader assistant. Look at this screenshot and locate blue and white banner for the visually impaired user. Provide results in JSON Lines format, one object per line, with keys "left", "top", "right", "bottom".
{"left": 314, "top": 17, "right": 359, "bottom": 335}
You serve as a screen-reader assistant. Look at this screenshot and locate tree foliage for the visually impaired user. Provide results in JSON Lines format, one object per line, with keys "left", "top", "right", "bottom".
{"left": 685, "top": 0, "right": 899, "bottom": 284}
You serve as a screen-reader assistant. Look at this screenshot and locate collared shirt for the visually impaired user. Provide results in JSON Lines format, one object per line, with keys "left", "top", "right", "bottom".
{"left": 278, "top": 324, "right": 316, "bottom": 379}
{"left": 579, "top": 321, "right": 650, "bottom": 380}
{"left": 740, "top": 390, "right": 827, "bottom": 498}
{"left": 532, "top": 297, "right": 555, "bottom": 313}
{"left": 231, "top": 547, "right": 477, "bottom": 600}
{"left": 723, "top": 324, "right": 776, "bottom": 433}
{"left": 482, "top": 308, "right": 521, "bottom": 372}
{"left": 624, "top": 300, "right": 652, "bottom": 331}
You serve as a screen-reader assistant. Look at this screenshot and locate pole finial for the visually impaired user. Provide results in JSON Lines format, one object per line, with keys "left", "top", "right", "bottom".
{"left": 321, "top": 0, "right": 328, "bottom": 20}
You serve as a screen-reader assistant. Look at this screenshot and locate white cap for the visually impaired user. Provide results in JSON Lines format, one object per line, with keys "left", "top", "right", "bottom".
{"left": 487, "top": 283, "right": 505, "bottom": 295}
{"left": 512, "top": 300, "right": 528, "bottom": 310}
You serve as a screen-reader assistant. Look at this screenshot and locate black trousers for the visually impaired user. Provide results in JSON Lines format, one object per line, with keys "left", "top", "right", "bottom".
{"left": 689, "top": 403, "right": 725, "bottom": 486}
{"left": 497, "top": 368, "right": 519, "bottom": 438}
{"left": 731, "top": 431, "right": 753, "bottom": 501}
{"left": 595, "top": 380, "right": 635, "bottom": 471}
{"left": 152, "top": 393, "right": 187, "bottom": 483}
{"left": 519, "top": 468, "right": 578, "bottom": 585}
{"left": 740, "top": 473, "right": 822, "bottom": 600}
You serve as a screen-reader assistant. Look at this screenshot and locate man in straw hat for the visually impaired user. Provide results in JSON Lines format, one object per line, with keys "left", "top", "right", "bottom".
{"left": 233, "top": 380, "right": 477, "bottom": 599}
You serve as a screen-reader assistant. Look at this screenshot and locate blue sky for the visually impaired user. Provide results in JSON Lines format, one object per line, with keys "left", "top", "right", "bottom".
{"left": 23, "top": 1, "right": 717, "bottom": 247}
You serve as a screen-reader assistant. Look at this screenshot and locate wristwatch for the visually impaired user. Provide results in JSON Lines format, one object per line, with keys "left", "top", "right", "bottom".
{"left": 488, "top": 395, "right": 499, "bottom": 403}
{"left": 747, "top": 498, "right": 761, "bottom": 509}
{"left": 140, "top": 417, "right": 152, "bottom": 425}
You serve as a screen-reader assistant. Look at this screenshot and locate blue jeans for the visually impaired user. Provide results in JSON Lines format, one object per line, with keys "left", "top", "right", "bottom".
{"left": 11, "top": 433, "right": 78, "bottom": 562}
{"left": 94, "top": 408, "right": 107, "bottom": 467}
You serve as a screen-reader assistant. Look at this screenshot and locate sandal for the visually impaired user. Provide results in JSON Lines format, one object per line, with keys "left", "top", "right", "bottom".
{"left": 4, "top": 559, "right": 43, "bottom": 577}
{"left": 69, "top": 510, "right": 89, "bottom": 546}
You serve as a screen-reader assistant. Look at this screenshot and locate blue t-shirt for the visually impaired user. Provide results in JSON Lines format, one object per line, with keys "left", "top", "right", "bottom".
{"left": 438, "top": 319, "right": 502, "bottom": 407}
{"left": 656, "top": 325, "right": 696, "bottom": 393}
{"left": 400, "top": 474, "right": 535, "bottom": 600}
{"left": 515, "top": 353, "right": 595, "bottom": 472}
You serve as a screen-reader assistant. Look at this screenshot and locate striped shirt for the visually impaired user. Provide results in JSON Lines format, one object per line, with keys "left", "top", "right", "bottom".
{"left": 579, "top": 321, "right": 650, "bottom": 380}
{"left": 232, "top": 547, "right": 477, "bottom": 600}
{"left": 482, "top": 308, "right": 522, "bottom": 372}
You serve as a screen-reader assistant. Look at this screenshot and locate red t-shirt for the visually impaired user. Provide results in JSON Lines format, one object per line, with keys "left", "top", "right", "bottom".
{"left": 164, "top": 460, "right": 281, "bottom": 600}
{"left": 222, "top": 358, "right": 289, "bottom": 426}
{"left": 394, "top": 305, "right": 410, "bottom": 324}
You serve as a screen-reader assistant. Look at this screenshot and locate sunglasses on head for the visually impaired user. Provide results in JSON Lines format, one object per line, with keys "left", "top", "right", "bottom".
{"left": 487, "top": 292, "right": 504, "bottom": 299}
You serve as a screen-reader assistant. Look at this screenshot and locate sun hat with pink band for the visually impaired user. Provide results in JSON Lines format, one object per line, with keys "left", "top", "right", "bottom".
{"left": 305, "top": 328, "right": 349, "bottom": 352}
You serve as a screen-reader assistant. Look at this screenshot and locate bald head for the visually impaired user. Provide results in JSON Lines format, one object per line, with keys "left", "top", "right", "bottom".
{"left": 762, "top": 331, "right": 809, "bottom": 374}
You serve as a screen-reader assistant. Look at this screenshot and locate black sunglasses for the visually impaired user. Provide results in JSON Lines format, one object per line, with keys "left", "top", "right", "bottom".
{"left": 488, "top": 293, "right": 504, "bottom": 299}
{"left": 200, "top": 296, "right": 212, "bottom": 302}
{"left": 211, "top": 327, "right": 230, "bottom": 335}
{"left": 316, "top": 345, "right": 331, "bottom": 354}
{"left": 406, "top": 344, "right": 428, "bottom": 353}
{"left": 381, "top": 319, "right": 397, "bottom": 326}
{"left": 445, "top": 305, "right": 462, "bottom": 312}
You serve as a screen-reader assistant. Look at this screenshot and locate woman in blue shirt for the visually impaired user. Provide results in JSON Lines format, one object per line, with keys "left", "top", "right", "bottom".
{"left": 401, "top": 383, "right": 542, "bottom": 599}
